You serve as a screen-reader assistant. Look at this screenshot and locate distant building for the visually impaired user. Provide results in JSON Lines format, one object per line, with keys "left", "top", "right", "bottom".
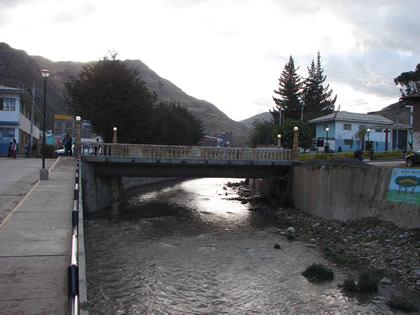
{"left": 0, "top": 85, "right": 42, "bottom": 156}
{"left": 203, "top": 132, "right": 232, "bottom": 147}
{"left": 54, "top": 114, "right": 93, "bottom": 144}
{"left": 308, "top": 111, "right": 398, "bottom": 152}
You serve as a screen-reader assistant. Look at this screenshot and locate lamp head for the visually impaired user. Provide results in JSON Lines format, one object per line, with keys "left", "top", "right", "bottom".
{"left": 326, "top": 127, "right": 329, "bottom": 131}
{"left": 294, "top": 126, "right": 298, "bottom": 131}
{"left": 113, "top": 127, "right": 118, "bottom": 131}
{"left": 367, "top": 128, "right": 370, "bottom": 132}
{"left": 40, "top": 69, "right": 50, "bottom": 78}
{"left": 277, "top": 134, "right": 281, "bottom": 138}
{"left": 75, "top": 116, "right": 81, "bottom": 121}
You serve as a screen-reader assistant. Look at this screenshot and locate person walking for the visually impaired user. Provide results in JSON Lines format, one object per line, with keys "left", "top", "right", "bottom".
{"left": 64, "top": 134, "right": 73, "bottom": 157}
{"left": 10, "top": 139, "right": 17, "bottom": 159}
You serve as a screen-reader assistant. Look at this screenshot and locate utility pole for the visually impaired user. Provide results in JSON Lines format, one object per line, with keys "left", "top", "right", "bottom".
{"left": 30, "top": 83, "right": 35, "bottom": 155}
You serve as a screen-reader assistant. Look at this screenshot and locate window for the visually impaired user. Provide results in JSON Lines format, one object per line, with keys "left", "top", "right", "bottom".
{"left": 0, "top": 127, "right": 15, "bottom": 143}
{"left": 343, "top": 124, "right": 352, "bottom": 130}
{"left": 359, "top": 125, "right": 366, "bottom": 130}
{"left": 0, "top": 98, "right": 16, "bottom": 111}
{"left": 375, "top": 128, "right": 382, "bottom": 132}
{"left": 344, "top": 140, "right": 353, "bottom": 146}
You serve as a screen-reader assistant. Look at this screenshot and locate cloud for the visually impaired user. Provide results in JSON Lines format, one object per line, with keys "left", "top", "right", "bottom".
{"left": 51, "top": 2, "right": 96, "bottom": 23}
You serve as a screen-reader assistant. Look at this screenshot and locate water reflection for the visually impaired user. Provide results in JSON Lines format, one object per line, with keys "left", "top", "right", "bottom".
{"left": 85, "top": 178, "right": 396, "bottom": 314}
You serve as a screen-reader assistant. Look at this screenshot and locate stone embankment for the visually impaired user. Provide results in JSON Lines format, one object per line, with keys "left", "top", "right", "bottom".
{"left": 228, "top": 183, "right": 420, "bottom": 292}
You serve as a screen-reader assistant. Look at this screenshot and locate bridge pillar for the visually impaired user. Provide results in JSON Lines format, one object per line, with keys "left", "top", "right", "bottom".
{"left": 111, "top": 176, "right": 121, "bottom": 209}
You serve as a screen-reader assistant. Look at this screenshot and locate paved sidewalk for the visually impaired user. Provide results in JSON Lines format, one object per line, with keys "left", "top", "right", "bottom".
{"left": 0, "top": 157, "right": 55, "bottom": 224}
{"left": 0, "top": 157, "right": 76, "bottom": 314}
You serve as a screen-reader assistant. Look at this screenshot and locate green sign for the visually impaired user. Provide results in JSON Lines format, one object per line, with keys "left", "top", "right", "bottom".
{"left": 386, "top": 168, "right": 420, "bottom": 205}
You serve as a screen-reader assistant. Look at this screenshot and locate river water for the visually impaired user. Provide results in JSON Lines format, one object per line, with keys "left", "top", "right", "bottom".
{"left": 84, "top": 178, "right": 396, "bottom": 314}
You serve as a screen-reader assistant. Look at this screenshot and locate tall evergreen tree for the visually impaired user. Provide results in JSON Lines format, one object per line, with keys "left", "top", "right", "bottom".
{"left": 271, "top": 56, "right": 302, "bottom": 122}
{"left": 65, "top": 54, "right": 156, "bottom": 143}
{"left": 301, "top": 52, "right": 337, "bottom": 121}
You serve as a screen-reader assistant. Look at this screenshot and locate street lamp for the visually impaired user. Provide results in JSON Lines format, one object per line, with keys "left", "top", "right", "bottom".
{"left": 325, "top": 127, "right": 329, "bottom": 153}
{"left": 292, "top": 126, "right": 299, "bottom": 159}
{"left": 325, "top": 127, "right": 329, "bottom": 145}
{"left": 75, "top": 116, "right": 81, "bottom": 156}
{"left": 40, "top": 69, "right": 50, "bottom": 180}
{"left": 367, "top": 128, "right": 370, "bottom": 150}
{"left": 113, "top": 127, "right": 118, "bottom": 144}
{"left": 277, "top": 134, "right": 281, "bottom": 148}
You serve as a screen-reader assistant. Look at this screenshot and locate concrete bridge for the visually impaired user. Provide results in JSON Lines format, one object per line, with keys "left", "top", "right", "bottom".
{"left": 79, "top": 143, "right": 299, "bottom": 212}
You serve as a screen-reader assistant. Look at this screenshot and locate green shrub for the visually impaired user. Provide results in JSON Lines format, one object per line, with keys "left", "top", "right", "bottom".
{"left": 387, "top": 296, "right": 419, "bottom": 313}
{"left": 302, "top": 263, "right": 334, "bottom": 283}
{"left": 357, "top": 270, "right": 378, "bottom": 293}
{"left": 342, "top": 278, "right": 358, "bottom": 292}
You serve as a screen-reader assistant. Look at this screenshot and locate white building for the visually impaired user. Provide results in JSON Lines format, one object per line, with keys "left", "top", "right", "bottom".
{"left": 308, "top": 111, "right": 397, "bottom": 152}
{"left": 0, "top": 85, "right": 42, "bottom": 156}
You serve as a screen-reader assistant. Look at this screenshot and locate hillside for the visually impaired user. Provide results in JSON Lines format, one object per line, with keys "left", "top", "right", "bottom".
{"left": 0, "top": 43, "right": 251, "bottom": 145}
{"left": 239, "top": 111, "right": 272, "bottom": 129}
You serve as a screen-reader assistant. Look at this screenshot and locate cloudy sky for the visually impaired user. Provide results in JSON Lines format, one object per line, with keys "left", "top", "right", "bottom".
{"left": 1, "top": 0, "right": 419, "bottom": 121}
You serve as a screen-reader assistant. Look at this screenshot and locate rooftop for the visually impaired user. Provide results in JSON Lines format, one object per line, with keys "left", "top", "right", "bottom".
{"left": 308, "top": 111, "right": 393, "bottom": 125}
{"left": 0, "top": 85, "right": 26, "bottom": 94}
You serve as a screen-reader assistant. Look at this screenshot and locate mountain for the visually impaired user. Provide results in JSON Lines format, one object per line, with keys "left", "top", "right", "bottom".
{"left": 0, "top": 43, "right": 251, "bottom": 145}
{"left": 239, "top": 111, "right": 272, "bottom": 129}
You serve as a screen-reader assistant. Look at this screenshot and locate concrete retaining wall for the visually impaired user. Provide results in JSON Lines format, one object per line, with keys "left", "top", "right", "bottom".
{"left": 292, "top": 166, "right": 420, "bottom": 229}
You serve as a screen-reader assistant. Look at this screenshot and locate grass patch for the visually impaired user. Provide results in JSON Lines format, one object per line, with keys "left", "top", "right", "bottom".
{"left": 341, "top": 271, "right": 378, "bottom": 293}
{"left": 323, "top": 247, "right": 358, "bottom": 265}
{"left": 357, "top": 270, "right": 378, "bottom": 293}
{"left": 387, "top": 296, "right": 419, "bottom": 313}
{"left": 342, "top": 278, "right": 358, "bottom": 292}
{"left": 302, "top": 263, "right": 334, "bottom": 283}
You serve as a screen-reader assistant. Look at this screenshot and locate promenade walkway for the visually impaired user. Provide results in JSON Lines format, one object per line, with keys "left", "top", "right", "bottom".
{"left": 0, "top": 157, "right": 75, "bottom": 314}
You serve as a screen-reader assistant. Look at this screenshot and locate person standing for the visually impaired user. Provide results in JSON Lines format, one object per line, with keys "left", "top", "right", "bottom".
{"left": 64, "top": 134, "right": 73, "bottom": 157}
{"left": 10, "top": 139, "right": 17, "bottom": 159}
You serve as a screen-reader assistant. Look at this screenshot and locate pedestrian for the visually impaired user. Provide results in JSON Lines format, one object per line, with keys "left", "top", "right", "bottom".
{"left": 10, "top": 139, "right": 17, "bottom": 159}
{"left": 64, "top": 134, "right": 73, "bottom": 156}
{"left": 32, "top": 141, "right": 38, "bottom": 157}
{"left": 8, "top": 141, "right": 12, "bottom": 158}
{"left": 25, "top": 144, "right": 29, "bottom": 158}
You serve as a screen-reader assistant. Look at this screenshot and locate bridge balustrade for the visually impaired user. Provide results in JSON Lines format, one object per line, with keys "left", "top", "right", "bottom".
{"left": 79, "top": 143, "right": 292, "bottom": 161}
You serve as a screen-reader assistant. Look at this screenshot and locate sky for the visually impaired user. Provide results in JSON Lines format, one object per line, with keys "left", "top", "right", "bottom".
{"left": 1, "top": 0, "right": 419, "bottom": 121}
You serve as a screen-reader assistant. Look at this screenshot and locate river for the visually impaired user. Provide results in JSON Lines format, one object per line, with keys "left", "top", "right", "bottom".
{"left": 84, "top": 178, "right": 397, "bottom": 314}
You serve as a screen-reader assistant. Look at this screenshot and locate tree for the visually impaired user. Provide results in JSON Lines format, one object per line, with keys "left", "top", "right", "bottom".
{"left": 271, "top": 56, "right": 302, "bottom": 122}
{"left": 394, "top": 63, "right": 420, "bottom": 96}
{"left": 301, "top": 52, "right": 337, "bottom": 121}
{"left": 65, "top": 54, "right": 156, "bottom": 143}
{"left": 277, "top": 119, "right": 313, "bottom": 151}
{"left": 153, "top": 102, "right": 204, "bottom": 145}
{"left": 249, "top": 120, "right": 277, "bottom": 147}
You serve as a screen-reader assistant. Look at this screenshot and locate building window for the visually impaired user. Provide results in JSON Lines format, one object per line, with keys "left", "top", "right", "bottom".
{"left": 343, "top": 124, "right": 351, "bottom": 130}
{"left": 375, "top": 128, "right": 382, "bottom": 132}
{"left": 0, "top": 127, "right": 15, "bottom": 143}
{"left": 359, "top": 125, "right": 366, "bottom": 130}
{"left": 344, "top": 139, "right": 353, "bottom": 146}
{"left": 0, "top": 98, "right": 16, "bottom": 111}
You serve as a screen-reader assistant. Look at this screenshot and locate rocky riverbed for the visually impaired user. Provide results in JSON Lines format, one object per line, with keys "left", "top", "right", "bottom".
{"left": 227, "top": 182, "right": 420, "bottom": 293}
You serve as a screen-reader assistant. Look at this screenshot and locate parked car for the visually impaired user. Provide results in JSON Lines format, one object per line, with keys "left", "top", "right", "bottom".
{"left": 54, "top": 144, "right": 93, "bottom": 157}
{"left": 405, "top": 149, "right": 420, "bottom": 167}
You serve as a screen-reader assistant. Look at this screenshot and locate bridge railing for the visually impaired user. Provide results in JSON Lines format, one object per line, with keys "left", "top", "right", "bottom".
{"left": 79, "top": 143, "right": 293, "bottom": 161}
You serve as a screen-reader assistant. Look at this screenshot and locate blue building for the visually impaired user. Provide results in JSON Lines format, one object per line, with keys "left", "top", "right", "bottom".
{"left": 308, "top": 111, "right": 395, "bottom": 152}
{"left": 0, "top": 85, "right": 42, "bottom": 156}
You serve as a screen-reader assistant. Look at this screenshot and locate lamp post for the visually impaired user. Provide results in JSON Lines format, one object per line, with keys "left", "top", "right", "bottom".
{"left": 367, "top": 128, "right": 370, "bottom": 150}
{"left": 75, "top": 116, "right": 81, "bottom": 156}
{"left": 40, "top": 69, "right": 50, "bottom": 180}
{"left": 277, "top": 134, "right": 281, "bottom": 148}
{"left": 325, "top": 127, "right": 329, "bottom": 153}
{"left": 113, "top": 127, "right": 118, "bottom": 144}
{"left": 292, "top": 126, "right": 299, "bottom": 160}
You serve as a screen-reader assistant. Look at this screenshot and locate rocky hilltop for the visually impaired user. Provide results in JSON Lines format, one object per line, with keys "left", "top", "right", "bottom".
{"left": 0, "top": 43, "right": 251, "bottom": 145}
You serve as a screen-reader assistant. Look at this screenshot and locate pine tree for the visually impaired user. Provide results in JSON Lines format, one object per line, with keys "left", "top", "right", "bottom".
{"left": 301, "top": 52, "right": 337, "bottom": 121}
{"left": 271, "top": 56, "right": 302, "bottom": 122}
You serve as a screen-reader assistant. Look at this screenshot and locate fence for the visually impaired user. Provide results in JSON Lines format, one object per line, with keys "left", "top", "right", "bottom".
{"left": 78, "top": 143, "right": 293, "bottom": 161}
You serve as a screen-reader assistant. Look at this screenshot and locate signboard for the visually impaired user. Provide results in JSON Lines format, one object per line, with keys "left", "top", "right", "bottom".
{"left": 386, "top": 168, "right": 420, "bottom": 205}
